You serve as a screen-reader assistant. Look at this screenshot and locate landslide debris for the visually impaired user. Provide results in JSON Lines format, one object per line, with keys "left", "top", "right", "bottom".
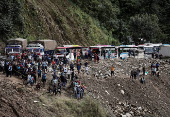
{"left": 80, "top": 57, "right": 170, "bottom": 117}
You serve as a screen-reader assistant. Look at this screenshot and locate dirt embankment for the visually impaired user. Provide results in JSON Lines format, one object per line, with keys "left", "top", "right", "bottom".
{"left": 0, "top": 71, "right": 107, "bottom": 117}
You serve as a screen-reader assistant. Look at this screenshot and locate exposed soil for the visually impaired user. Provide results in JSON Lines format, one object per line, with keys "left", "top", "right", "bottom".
{"left": 0, "top": 57, "right": 170, "bottom": 117}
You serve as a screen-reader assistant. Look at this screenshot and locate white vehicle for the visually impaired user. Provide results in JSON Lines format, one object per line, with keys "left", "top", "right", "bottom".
{"left": 143, "top": 45, "right": 154, "bottom": 58}
{"left": 159, "top": 45, "right": 170, "bottom": 57}
{"left": 26, "top": 43, "right": 44, "bottom": 55}
{"left": 116, "top": 45, "right": 138, "bottom": 59}
{"left": 101, "top": 46, "right": 116, "bottom": 59}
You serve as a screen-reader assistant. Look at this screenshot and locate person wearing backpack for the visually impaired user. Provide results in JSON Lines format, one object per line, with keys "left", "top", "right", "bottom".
{"left": 42, "top": 73, "right": 46, "bottom": 87}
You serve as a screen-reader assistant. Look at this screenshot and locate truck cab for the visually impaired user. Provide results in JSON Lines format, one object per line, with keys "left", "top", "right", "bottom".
{"left": 26, "top": 43, "right": 44, "bottom": 55}
{"left": 5, "top": 45, "right": 22, "bottom": 55}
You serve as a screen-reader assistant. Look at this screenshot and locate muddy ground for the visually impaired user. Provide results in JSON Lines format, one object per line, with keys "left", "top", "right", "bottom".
{"left": 0, "top": 57, "right": 170, "bottom": 117}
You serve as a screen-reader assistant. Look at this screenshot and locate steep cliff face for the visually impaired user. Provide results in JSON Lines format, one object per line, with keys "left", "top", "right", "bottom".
{"left": 8, "top": 0, "right": 117, "bottom": 46}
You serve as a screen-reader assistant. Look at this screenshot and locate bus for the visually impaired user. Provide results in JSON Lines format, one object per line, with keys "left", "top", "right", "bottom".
{"left": 55, "top": 47, "right": 69, "bottom": 58}
{"left": 26, "top": 43, "right": 44, "bottom": 55}
{"left": 101, "top": 46, "right": 116, "bottom": 59}
{"left": 116, "top": 45, "right": 139, "bottom": 59}
{"left": 144, "top": 45, "right": 154, "bottom": 58}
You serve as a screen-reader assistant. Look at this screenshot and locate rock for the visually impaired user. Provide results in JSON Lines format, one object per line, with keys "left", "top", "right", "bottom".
{"left": 117, "top": 84, "right": 121, "bottom": 86}
{"left": 105, "top": 90, "right": 110, "bottom": 95}
{"left": 34, "top": 101, "right": 39, "bottom": 103}
{"left": 121, "top": 114, "right": 126, "bottom": 117}
{"left": 126, "top": 113, "right": 132, "bottom": 117}
{"left": 138, "top": 107, "right": 142, "bottom": 110}
{"left": 121, "top": 90, "right": 125, "bottom": 95}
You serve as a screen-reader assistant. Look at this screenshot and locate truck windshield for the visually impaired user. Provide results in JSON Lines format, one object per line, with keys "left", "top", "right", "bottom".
{"left": 33, "top": 48, "right": 40, "bottom": 52}
{"left": 6, "top": 48, "right": 12, "bottom": 53}
{"left": 145, "top": 47, "right": 153, "bottom": 53}
{"left": 27, "top": 49, "right": 33, "bottom": 52}
{"left": 13, "top": 48, "right": 20, "bottom": 52}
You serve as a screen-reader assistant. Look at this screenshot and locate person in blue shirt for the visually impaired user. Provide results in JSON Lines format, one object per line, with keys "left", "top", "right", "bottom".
{"left": 156, "top": 63, "right": 159, "bottom": 71}
{"left": 108, "top": 49, "right": 111, "bottom": 58}
{"left": 77, "top": 63, "right": 81, "bottom": 74}
{"left": 38, "top": 68, "right": 42, "bottom": 78}
{"left": 11, "top": 54, "right": 15, "bottom": 60}
{"left": 16, "top": 65, "right": 20, "bottom": 77}
{"left": 42, "top": 73, "right": 46, "bottom": 87}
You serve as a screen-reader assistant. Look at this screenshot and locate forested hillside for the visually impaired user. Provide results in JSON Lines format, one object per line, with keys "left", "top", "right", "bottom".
{"left": 0, "top": 0, "right": 170, "bottom": 46}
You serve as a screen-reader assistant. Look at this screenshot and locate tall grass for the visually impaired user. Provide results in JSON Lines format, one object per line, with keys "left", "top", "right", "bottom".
{"left": 38, "top": 95, "right": 107, "bottom": 117}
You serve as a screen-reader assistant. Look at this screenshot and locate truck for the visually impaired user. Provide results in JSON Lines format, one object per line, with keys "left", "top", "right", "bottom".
{"left": 5, "top": 38, "right": 27, "bottom": 55}
{"left": 159, "top": 45, "right": 170, "bottom": 57}
{"left": 27, "top": 39, "right": 57, "bottom": 55}
{"left": 29, "top": 40, "right": 57, "bottom": 51}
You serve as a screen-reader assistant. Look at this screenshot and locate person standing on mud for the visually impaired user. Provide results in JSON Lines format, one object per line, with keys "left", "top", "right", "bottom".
{"left": 8, "top": 64, "right": 13, "bottom": 77}
{"left": 137, "top": 68, "right": 140, "bottom": 78}
{"left": 133, "top": 69, "right": 137, "bottom": 79}
{"left": 42, "top": 73, "right": 46, "bottom": 87}
{"left": 128, "top": 49, "right": 131, "bottom": 58}
{"left": 156, "top": 62, "right": 159, "bottom": 71}
{"left": 130, "top": 69, "right": 134, "bottom": 79}
{"left": 111, "top": 65, "right": 114, "bottom": 77}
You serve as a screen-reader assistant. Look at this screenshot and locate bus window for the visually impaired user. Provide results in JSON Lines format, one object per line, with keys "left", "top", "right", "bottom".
{"left": 111, "top": 50, "right": 115, "bottom": 53}
{"left": 145, "top": 47, "right": 153, "bottom": 53}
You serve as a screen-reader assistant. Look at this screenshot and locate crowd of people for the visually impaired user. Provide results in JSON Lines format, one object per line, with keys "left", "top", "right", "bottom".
{"left": 129, "top": 61, "right": 160, "bottom": 84}
{"left": 0, "top": 48, "right": 168, "bottom": 100}
{"left": 0, "top": 50, "right": 92, "bottom": 100}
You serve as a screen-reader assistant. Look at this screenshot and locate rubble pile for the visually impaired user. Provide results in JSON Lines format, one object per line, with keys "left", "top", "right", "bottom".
{"left": 111, "top": 102, "right": 149, "bottom": 117}
{"left": 89, "top": 57, "right": 170, "bottom": 79}
{"left": 81, "top": 57, "right": 170, "bottom": 117}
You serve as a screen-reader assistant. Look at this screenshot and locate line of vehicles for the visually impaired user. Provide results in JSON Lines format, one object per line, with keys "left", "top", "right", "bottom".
{"left": 4, "top": 38, "right": 170, "bottom": 60}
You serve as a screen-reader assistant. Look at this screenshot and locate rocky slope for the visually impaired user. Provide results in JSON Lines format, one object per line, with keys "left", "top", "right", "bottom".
{"left": 81, "top": 58, "right": 170, "bottom": 117}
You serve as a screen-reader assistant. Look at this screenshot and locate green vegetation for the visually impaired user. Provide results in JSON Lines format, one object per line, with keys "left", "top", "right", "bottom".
{"left": 0, "top": 0, "right": 170, "bottom": 45}
{"left": 38, "top": 95, "right": 108, "bottom": 117}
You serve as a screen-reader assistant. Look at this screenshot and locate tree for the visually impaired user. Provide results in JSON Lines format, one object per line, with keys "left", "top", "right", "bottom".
{"left": 129, "top": 13, "right": 161, "bottom": 44}
{"left": 0, "top": 0, "right": 22, "bottom": 42}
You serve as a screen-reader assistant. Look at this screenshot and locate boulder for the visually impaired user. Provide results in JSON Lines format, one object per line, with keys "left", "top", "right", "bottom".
{"left": 121, "top": 90, "right": 125, "bottom": 95}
